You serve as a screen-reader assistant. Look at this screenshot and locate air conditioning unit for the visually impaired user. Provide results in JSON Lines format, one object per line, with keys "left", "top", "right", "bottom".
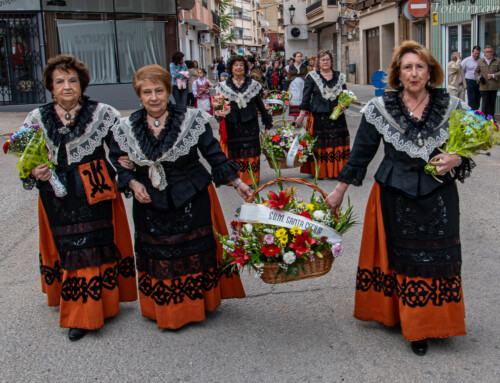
{"left": 286, "top": 25, "right": 308, "bottom": 40}
{"left": 199, "top": 32, "right": 211, "bottom": 44}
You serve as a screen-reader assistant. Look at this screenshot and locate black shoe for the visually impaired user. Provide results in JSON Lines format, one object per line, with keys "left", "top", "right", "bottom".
{"left": 68, "top": 328, "right": 87, "bottom": 341}
{"left": 411, "top": 339, "right": 428, "bottom": 356}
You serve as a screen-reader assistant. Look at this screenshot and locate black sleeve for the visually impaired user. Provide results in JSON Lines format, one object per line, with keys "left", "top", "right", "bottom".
{"left": 254, "top": 94, "right": 273, "bottom": 129}
{"left": 337, "top": 115, "right": 382, "bottom": 186}
{"left": 197, "top": 122, "right": 240, "bottom": 186}
{"left": 299, "top": 76, "right": 314, "bottom": 111}
{"left": 107, "top": 130, "right": 136, "bottom": 195}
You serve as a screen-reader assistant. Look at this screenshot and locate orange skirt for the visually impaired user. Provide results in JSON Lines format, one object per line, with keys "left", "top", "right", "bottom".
{"left": 38, "top": 193, "right": 137, "bottom": 329}
{"left": 220, "top": 140, "right": 260, "bottom": 186}
{"left": 354, "top": 183, "right": 466, "bottom": 341}
{"left": 300, "top": 113, "right": 350, "bottom": 179}
{"left": 138, "top": 184, "right": 246, "bottom": 329}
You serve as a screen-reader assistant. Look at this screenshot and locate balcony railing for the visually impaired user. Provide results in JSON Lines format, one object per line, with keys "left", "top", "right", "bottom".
{"left": 244, "top": 35, "right": 252, "bottom": 40}
{"left": 306, "top": 0, "right": 322, "bottom": 13}
{"left": 327, "top": 0, "right": 338, "bottom": 5}
{"left": 212, "top": 11, "right": 220, "bottom": 27}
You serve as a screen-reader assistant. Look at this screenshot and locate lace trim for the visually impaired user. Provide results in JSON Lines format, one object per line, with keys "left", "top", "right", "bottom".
{"left": 111, "top": 109, "right": 211, "bottom": 189}
{"left": 23, "top": 104, "right": 119, "bottom": 166}
{"left": 215, "top": 79, "right": 262, "bottom": 108}
{"left": 361, "top": 96, "right": 460, "bottom": 162}
{"left": 307, "top": 70, "right": 346, "bottom": 101}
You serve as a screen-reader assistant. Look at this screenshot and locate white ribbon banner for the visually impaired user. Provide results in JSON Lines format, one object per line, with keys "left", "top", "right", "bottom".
{"left": 286, "top": 127, "right": 307, "bottom": 167}
{"left": 239, "top": 203, "right": 342, "bottom": 244}
{"left": 264, "top": 99, "right": 284, "bottom": 106}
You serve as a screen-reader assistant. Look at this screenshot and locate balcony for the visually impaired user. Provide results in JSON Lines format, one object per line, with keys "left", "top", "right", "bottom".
{"left": 306, "top": 0, "right": 340, "bottom": 29}
{"left": 212, "top": 10, "right": 221, "bottom": 32}
{"left": 181, "top": 1, "right": 212, "bottom": 30}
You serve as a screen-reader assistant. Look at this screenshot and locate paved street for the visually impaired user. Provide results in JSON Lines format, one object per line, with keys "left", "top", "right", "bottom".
{"left": 0, "top": 101, "right": 499, "bottom": 382}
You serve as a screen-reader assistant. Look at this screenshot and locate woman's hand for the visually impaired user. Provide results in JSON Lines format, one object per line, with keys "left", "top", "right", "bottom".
{"left": 429, "top": 153, "right": 462, "bottom": 176}
{"left": 118, "top": 156, "right": 135, "bottom": 170}
{"left": 295, "top": 112, "right": 306, "bottom": 127}
{"left": 130, "top": 181, "right": 151, "bottom": 204}
{"left": 235, "top": 181, "right": 253, "bottom": 202}
{"left": 31, "top": 164, "right": 51, "bottom": 182}
{"left": 325, "top": 183, "right": 349, "bottom": 215}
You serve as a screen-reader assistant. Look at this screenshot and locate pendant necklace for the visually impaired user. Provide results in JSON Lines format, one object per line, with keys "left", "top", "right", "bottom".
{"left": 405, "top": 91, "right": 428, "bottom": 117}
{"left": 58, "top": 102, "right": 80, "bottom": 121}
{"left": 147, "top": 109, "right": 168, "bottom": 128}
{"left": 233, "top": 77, "right": 244, "bottom": 87}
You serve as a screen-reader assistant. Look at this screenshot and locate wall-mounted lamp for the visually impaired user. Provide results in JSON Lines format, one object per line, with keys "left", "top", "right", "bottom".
{"left": 289, "top": 5, "right": 296, "bottom": 24}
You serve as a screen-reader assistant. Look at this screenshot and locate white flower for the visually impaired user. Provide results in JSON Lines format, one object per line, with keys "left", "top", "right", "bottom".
{"left": 244, "top": 223, "right": 253, "bottom": 233}
{"left": 283, "top": 251, "right": 296, "bottom": 265}
{"left": 264, "top": 228, "right": 274, "bottom": 234}
{"left": 313, "top": 210, "right": 325, "bottom": 221}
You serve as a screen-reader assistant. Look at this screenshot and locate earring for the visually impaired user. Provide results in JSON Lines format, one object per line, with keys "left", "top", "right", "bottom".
{"left": 399, "top": 81, "right": 403, "bottom": 89}
{"left": 139, "top": 100, "right": 143, "bottom": 109}
{"left": 427, "top": 80, "right": 431, "bottom": 87}
{"left": 53, "top": 93, "right": 58, "bottom": 104}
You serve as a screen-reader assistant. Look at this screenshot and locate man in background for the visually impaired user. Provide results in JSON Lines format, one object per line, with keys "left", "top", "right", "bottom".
{"left": 448, "top": 52, "right": 466, "bottom": 101}
{"left": 475, "top": 45, "right": 500, "bottom": 121}
{"left": 462, "top": 46, "right": 481, "bottom": 110}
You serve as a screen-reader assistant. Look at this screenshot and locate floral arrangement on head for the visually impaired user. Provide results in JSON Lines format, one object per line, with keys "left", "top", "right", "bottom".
{"left": 425, "top": 109, "right": 500, "bottom": 179}
{"left": 4, "top": 124, "right": 67, "bottom": 197}
{"left": 217, "top": 181, "right": 356, "bottom": 280}
{"left": 261, "top": 123, "right": 316, "bottom": 164}
{"left": 330, "top": 90, "right": 357, "bottom": 120}
{"left": 211, "top": 93, "right": 231, "bottom": 118}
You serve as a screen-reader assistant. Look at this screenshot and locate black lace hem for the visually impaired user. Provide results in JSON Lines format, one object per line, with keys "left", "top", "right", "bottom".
{"left": 382, "top": 89, "right": 450, "bottom": 143}
{"left": 212, "top": 160, "right": 240, "bottom": 186}
{"left": 455, "top": 157, "right": 475, "bottom": 183}
{"left": 315, "top": 136, "right": 350, "bottom": 149}
{"left": 337, "top": 164, "right": 366, "bottom": 186}
{"left": 39, "top": 96, "right": 98, "bottom": 147}
{"left": 22, "top": 175, "right": 36, "bottom": 190}
{"left": 59, "top": 244, "right": 122, "bottom": 271}
{"left": 227, "top": 146, "right": 261, "bottom": 160}
{"left": 356, "top": 267, "right": 462, "bottom": 308}
{"left": 128, "top": 103, "right": 185, "bottom": 162}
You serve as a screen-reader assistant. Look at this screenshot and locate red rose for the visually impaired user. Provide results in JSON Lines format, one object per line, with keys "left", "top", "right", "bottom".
{"left": 2, "top": 141, "right": 9, "bottom": 154}
{"left": 299, "top": 211, "right": 312, "bottom": 219}
{"left": 271, "top": 135, "right": 282, "bottom": 142}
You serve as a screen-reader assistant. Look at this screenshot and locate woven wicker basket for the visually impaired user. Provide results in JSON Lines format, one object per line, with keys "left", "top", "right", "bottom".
{"left": 262, "top": 119, "right": 303, "bottom": 169}
{"left": 247, "top": 177, "right": 335, "bottom": 284}
{"left": 264, "top": 90, "right": 286, "bottom": 116}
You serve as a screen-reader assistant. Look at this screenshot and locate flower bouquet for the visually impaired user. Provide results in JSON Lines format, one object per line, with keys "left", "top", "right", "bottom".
{"left": 264, "top": 90, "right": 289, "bottom": 117}
{"left": 217, "top": 177, "right": 356, "bottom": 283}
{"left": 211, "top": 93, "right": 231, "bottom": 118}
{"left": 330, "top": 90, "right": 357, "bottom": 120}
{"left": 424, "top": 110, "right": 499, "bottom": 179}
{"left": 3, "top": 124, "right": 67, "bottom": 197}
{"left": 261, "top": 121, "right": 317, "bottom": 169}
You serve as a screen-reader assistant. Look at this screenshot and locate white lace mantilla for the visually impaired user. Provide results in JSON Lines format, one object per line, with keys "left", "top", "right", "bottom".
{"left": 23, "top": 103, "right": 119, "bottom": 166}
{"left": 215, "top": 79, "right": 261, "bottom": 108}
{"left": 361, "top": 96, "right": 462, "bottom": 162}
{"left": 111, "top": 109, "right": 211, "bottom": 190}
{"left": 308, "top": 71, "right": 346, "bottom": 101}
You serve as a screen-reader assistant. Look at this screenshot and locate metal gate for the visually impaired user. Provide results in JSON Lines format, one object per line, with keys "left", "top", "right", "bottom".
{"left": 0, "top": 13, "right": 45, "bottom": 105}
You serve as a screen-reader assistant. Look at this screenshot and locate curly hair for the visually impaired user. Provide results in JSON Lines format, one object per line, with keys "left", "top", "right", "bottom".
{"left": 42, "top": 54, "right": 90, "bottom": 93}
{"left": 171, "top": 51, "right": 184, "bottom": 65}
{"left": 227, "top": 55, "right": 249, "bottom": 77}
{"left": 315, "top": 50, "right": 334, "bottom": 70}
{"left": 388, "top": 40, "right": 444, "bottom": 89}
{"left": 133, "top": 65, "right": 172, "bottom": 97}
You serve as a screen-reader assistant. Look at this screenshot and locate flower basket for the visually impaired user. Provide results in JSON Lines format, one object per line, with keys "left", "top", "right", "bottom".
{"left": 263, "top": 90, "right": 288, "bottom": 116}
{"left": 261, "top": 120, "right": 315, "bottom": 169}
{"left": 217, "top": 177, "right": 356, "bottom": 284}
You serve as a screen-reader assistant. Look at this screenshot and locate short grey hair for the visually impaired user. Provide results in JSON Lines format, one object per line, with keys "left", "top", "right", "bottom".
{"left": 451, "top": 52, "right": 459, "bottom": 60}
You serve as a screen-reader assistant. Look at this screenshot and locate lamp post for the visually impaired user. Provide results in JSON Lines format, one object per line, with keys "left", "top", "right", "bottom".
{"left": 289, "top": 5, "right": 295, "bottom": 25}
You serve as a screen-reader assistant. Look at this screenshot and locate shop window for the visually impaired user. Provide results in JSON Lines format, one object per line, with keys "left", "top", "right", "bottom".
{"left": 43, "top": 0, "right": 113, "bottom": 12}
{"left": 479, "top": 14, "right": 500, "bottom": 58}
{"left": 56, "top": 19, "right": 118, "bottom": 84}
{"left": 114, "top": 0, "right": 176, "bottom": 14}
{"left": 116, "top": 20, "right": 167, "bottom": 83}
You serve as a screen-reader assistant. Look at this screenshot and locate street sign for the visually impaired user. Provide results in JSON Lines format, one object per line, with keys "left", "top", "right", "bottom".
{"left": 432, "top": 12, "right": 438, "bottom": 26}
{"left": 408, "top": 0, "right": 430, "bottom": 18}
{"left": 371, "top": 70, "right": 388, "bottom": 97}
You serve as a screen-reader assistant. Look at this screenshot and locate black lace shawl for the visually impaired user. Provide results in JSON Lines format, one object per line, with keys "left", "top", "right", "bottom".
{"left": 128, "top": 103, "right": 185, "bottom": 162}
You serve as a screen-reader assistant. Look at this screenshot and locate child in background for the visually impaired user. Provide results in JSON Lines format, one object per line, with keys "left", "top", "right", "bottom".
{"left": 193, "top": 68, "right": 212, "bottom": 115}
{"left": 219, "top": 72, "right": 229, "bottom": 83}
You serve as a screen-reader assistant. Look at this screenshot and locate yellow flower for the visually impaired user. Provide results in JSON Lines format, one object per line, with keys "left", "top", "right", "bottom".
{"left": 306, "top": 204, "right": 314, "bottom": 210}
{"left": 275, "top": 228, "right": 287, "bottom": 238}
{"left": 279, "top": 236, "right": 289, "bottom": 247}
{"left": 290, "top": 226, "right": 302, "bottom": 235}
{"left": 299, "top": 202, "right": 306, "bottom": 207}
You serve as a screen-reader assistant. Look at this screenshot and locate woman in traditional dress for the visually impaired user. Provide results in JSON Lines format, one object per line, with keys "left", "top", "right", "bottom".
{"left": 193, "top": 68, "right": 212, "bottom": 114}
{"left": 265, "top": 59, "right": 284, "bottom": 91}
{"left": 25, "top": 54, "right": 137, "bottom": 341}
{"left": 326, "top": 41, "right": 472, "bottom": 355}
{"left": 306, "top": 56, "right": 316, "bottom": 73}
{"left": 215, "top": 55, "right": 273, "bottom": 185}
{"left": 109, "top": 64, "right": 252, "bottom": 330}
{"left": 287, "top": 51, "right": 308, "bottom": 116}
{"left": 296, "top": 50, "right": 350, "bottom": 179}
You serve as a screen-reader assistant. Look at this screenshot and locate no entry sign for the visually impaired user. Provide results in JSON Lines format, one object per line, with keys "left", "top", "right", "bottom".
{"left": 408, "top": 0, "right": 429, "bottom": 18}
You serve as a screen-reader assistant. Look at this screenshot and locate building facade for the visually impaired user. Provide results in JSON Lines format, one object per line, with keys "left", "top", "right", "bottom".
{"left": 0, "top": 0, "right": 177, "bottom": 108}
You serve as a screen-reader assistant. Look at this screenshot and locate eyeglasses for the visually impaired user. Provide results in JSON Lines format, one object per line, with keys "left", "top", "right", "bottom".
{"left": 320, "top": 58, "right": 331, "bottom": 62}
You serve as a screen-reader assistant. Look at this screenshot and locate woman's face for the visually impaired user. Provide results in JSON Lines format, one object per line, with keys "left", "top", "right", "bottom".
{"left": 274, "top": 61, "right": 280, "bottom": 69}
{"left": 309, "top": 58, "right": 316, "bottom": 67}
{"left": 232, "top": 61, "right": 245, "bottom": 77}
{"left": 193, "top": 61, "right": 199, "bottom": 68}
{"left": 139, "top": 79, "right": 168, "bottom": 115}
{"left": 294, "top": 53, "right": 303, "bottom": 64}
{"left": 399, "top": 52, "right": 431, "bottom": 94}
{"left": 52, "top": 68, "right": 81, "bottom": 105}
{"left": 319, "top": 54, "right": 332, "bottom": 71}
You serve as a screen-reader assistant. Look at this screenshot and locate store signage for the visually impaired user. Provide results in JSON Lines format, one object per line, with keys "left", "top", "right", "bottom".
{"left": 0, "top": 0, "right": 40, "bottom": 10}
{"left": 408, "top": 0, "right": 430, "bottom": 18}
{"left": 432, "top": 12, "right": 438, "bottom": 25}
